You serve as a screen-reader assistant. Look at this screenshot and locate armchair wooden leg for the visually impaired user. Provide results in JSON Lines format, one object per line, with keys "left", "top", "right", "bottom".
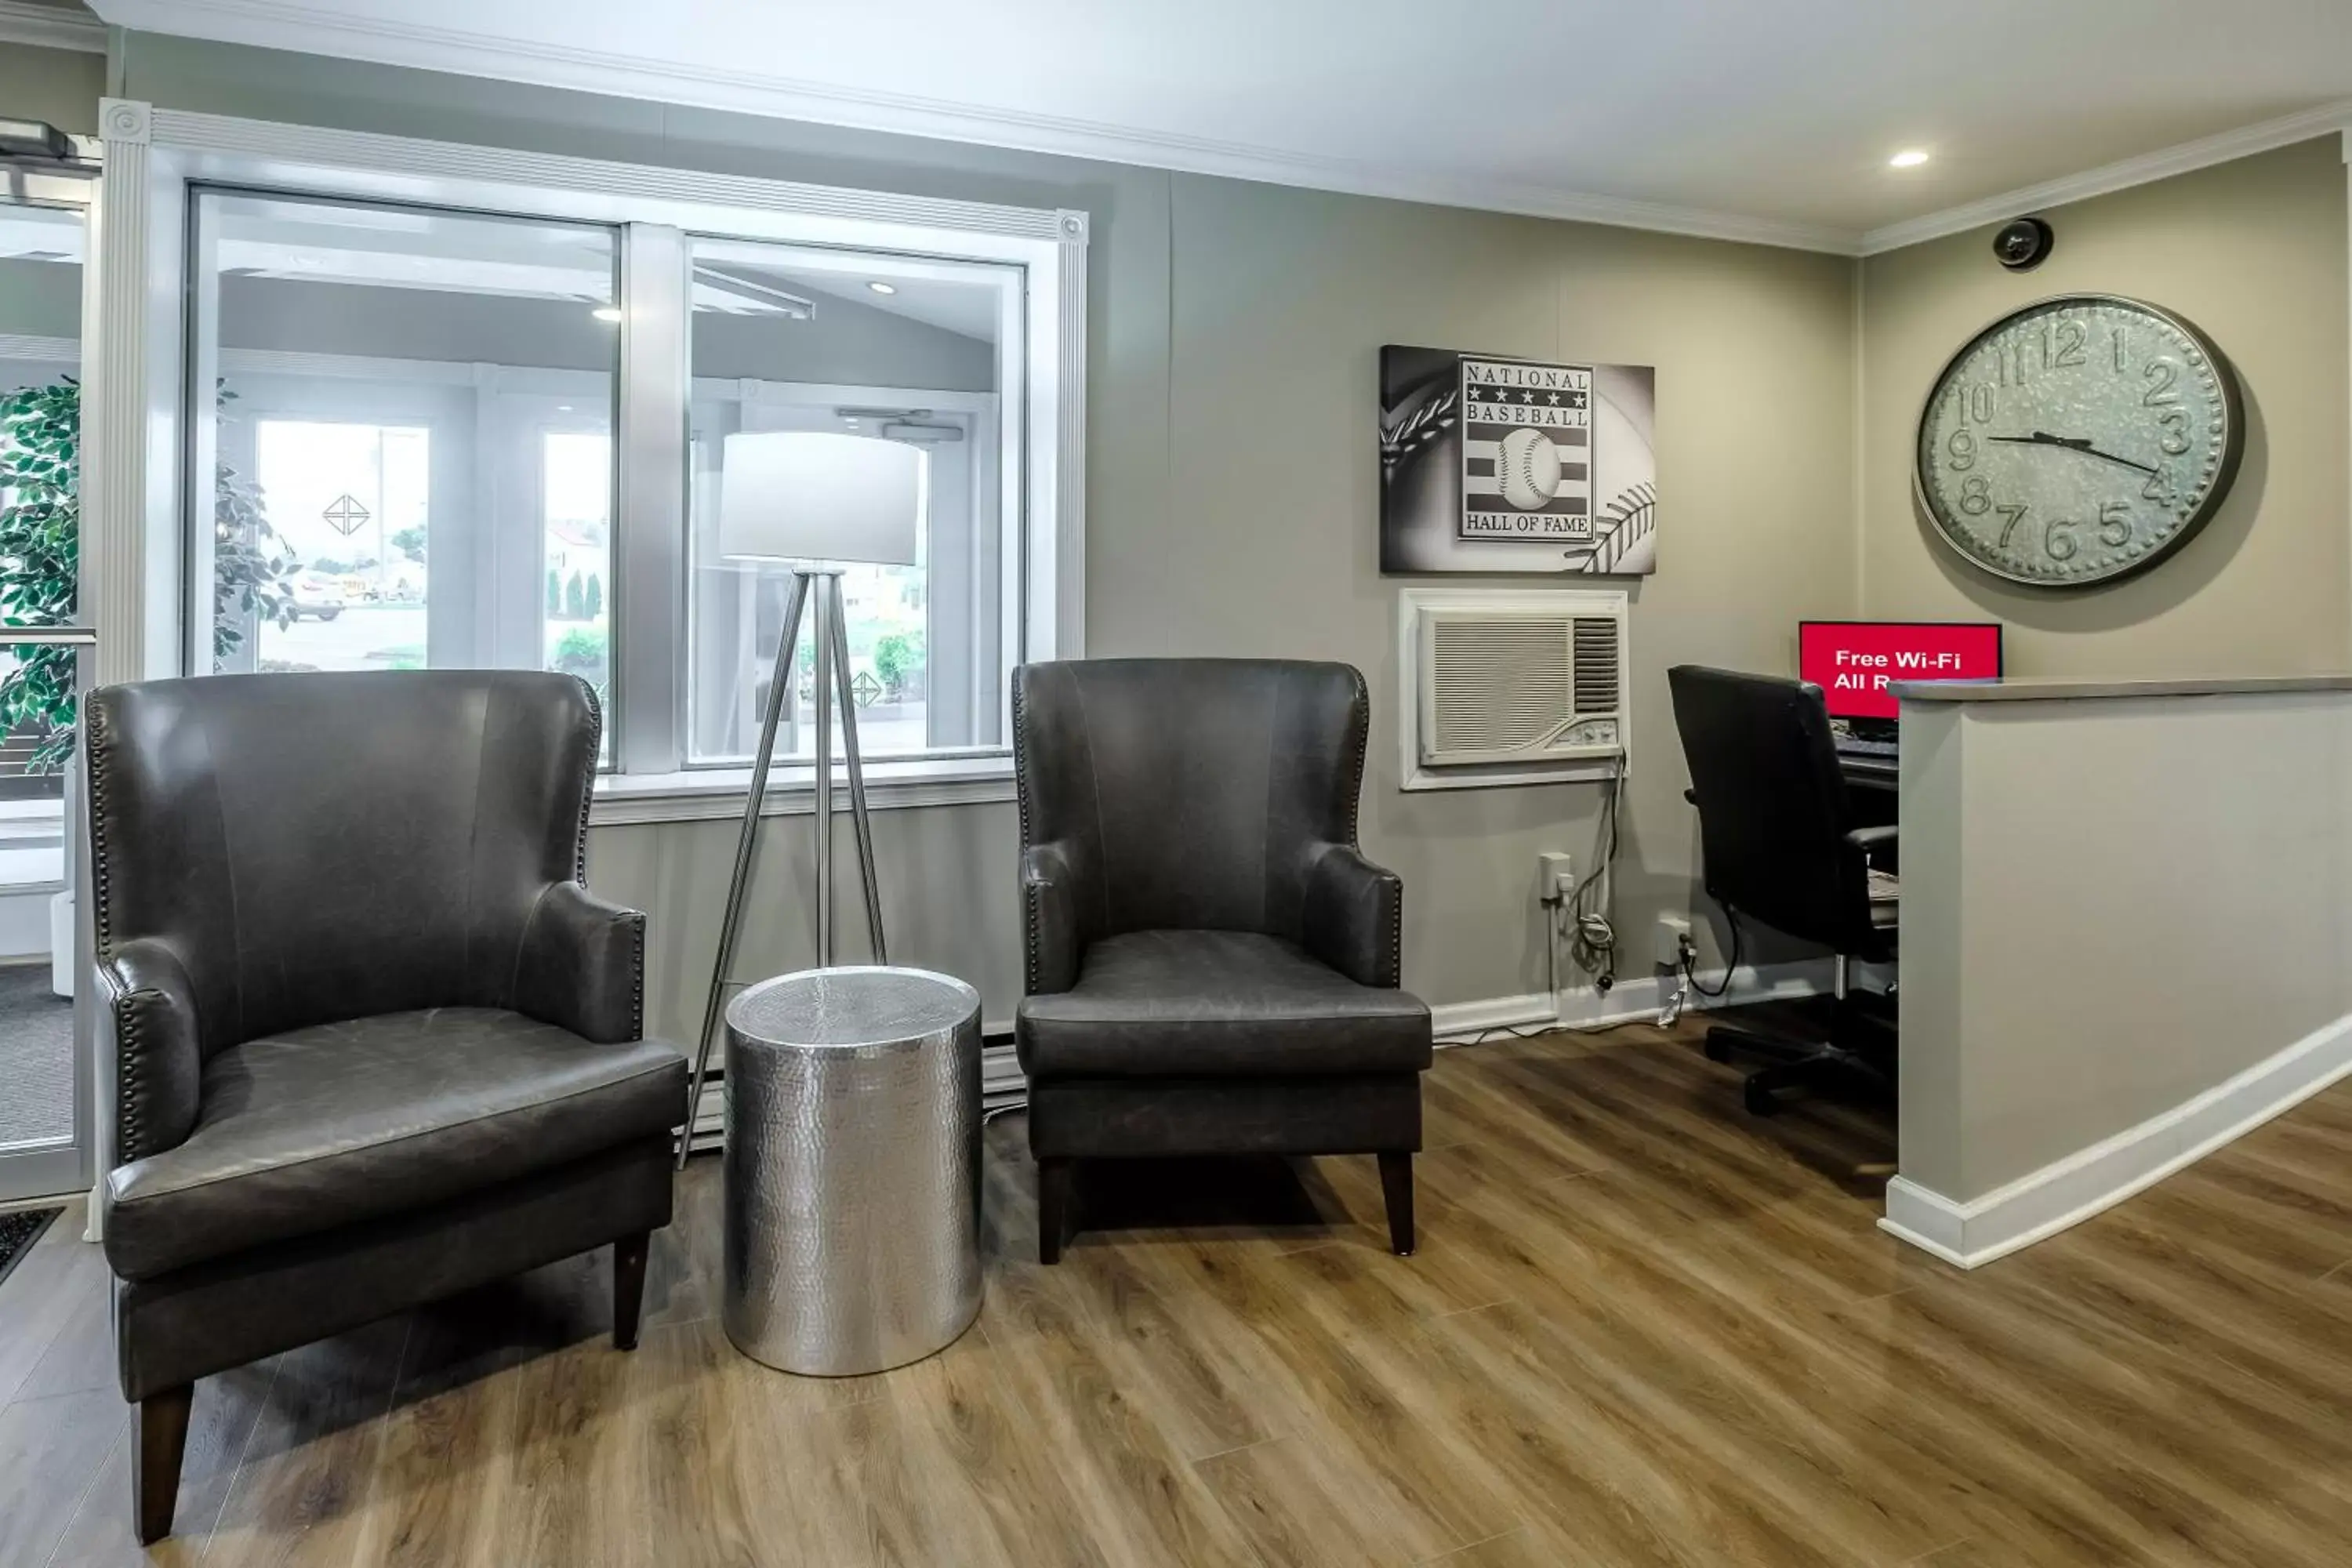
{"left": 1378, "top": 1152, "right": 1415, "bottom": 1257}
{"left": 1374, "top": 1152, "right": 1411, "bottom": 1260}
{"left": 1037, "top": 1157, "right": 1073, "bottom": 1265}
{"left": 613, "top": 1230, "right": 651, "bottom": 1351}
{"left": 134, "top": 1384, "right": 193, "bottom": 1546}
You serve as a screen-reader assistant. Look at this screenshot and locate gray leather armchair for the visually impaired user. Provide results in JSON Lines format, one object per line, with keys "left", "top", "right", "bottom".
{"left": 87, "top": 671, "right": 687, "bottom": 1544}
{"left": 1012, "top": 658, "right": 1431, "bottom": 1262}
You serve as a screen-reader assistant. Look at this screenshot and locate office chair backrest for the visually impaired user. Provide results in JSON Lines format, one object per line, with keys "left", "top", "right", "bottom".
{"left": 1666, "top": 665, "right": 1882, "bottom": 957}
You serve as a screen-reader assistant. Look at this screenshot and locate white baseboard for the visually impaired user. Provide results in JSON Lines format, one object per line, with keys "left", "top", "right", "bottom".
{"left": 912, "top": 969, "right": 1835, "bottom": 1126}
{"left": 1881, "top": 1009, "right": 2352, "bottom": 1269}
{"left": 1430, "top": 958, "right": 1835, "bottom": 1044}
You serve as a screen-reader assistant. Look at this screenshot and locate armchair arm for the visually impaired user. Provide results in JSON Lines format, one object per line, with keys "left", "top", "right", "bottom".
{"left": 1022, "top": 840, "right": 1086, "bottom": 995}
{"left": 97, "top": 937, "right": 204, "bottom": 1166}
{"left": 515, "top": 881, "right": 647, "bottom": 1044}
{"left": 1303, "top": 842, "right": 1403, "bottom": 989}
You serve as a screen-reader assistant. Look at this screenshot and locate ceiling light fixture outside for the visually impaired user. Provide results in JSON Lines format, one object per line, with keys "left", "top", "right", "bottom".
{"left": 1889, "top": 149, "right": 1931, "bottom": 169}
{"left": 867, "top": 281, "right": 897, "bottom": 295}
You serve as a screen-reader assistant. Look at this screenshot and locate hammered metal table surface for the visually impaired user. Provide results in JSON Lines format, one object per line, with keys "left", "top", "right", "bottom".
{"left": 722, "top": 966, "right": 983, "bottom": 1377}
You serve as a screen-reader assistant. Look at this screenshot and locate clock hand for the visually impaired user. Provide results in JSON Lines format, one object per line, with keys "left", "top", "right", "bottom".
{"left": 1986, "top": 431, "right": 2158, "bottom": 477}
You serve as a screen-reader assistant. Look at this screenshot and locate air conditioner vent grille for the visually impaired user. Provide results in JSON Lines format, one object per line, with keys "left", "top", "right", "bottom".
{"left": 1429, "top": 619, "right": 1573, "bottom": 756}
{"left": 1573, "top": 617, "right": 1621, "bottom": 714}
{"left": 1402, "top": 587, "right": 1628, "bottom": 786}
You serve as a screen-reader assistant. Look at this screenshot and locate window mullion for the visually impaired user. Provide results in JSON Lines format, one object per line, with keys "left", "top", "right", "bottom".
{"left": 612, "top": 221, "right": 689, "bottom": 774}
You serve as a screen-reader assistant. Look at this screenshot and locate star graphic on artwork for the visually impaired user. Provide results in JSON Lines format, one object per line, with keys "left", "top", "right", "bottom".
{"left": 1521, "top": 390, "right": 1537, "bottom": 404}
{"left": 1569, "top": 390, "right": 1588, "bottom": 409}
{"left": 1466, "top": 384, "right": 1482, "bottom": 401}
{"left": 1547, "top": 390, "right": 1561, "bottom": 405}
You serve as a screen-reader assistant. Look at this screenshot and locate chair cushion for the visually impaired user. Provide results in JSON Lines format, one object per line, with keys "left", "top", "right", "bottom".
{"left": 103, "top": 1008, "right": 685, "bottom": 1282}
{"left": 1015, "top": 930, "right": 1432, "bottom": 1082}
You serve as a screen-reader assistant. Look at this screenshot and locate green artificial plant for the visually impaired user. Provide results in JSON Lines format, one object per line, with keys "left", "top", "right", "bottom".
{"left": 0, "top": 379, "right": 296, "bottom": 773}
{"left": 0, "top": 379, "right": 84, "bottom": 770}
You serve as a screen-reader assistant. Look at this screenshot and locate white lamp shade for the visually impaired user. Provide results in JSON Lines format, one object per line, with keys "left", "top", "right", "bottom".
{"left": 717, "top": 430, "right": 923, "bottom": 566}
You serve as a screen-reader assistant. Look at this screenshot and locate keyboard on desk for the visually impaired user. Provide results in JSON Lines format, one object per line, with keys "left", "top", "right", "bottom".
{"left": 1834, "top": 735, "right": 1899, "bottom": 758}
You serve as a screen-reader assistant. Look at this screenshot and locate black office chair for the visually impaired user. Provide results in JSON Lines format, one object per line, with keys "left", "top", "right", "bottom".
{"left": 1666, "top": 666, "right": 1896, "bottom": 1115}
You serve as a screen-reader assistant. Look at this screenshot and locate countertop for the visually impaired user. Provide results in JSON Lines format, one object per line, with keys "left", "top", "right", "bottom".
{"left": 1890, "top": 673, "right": 2352, "bottom": 704}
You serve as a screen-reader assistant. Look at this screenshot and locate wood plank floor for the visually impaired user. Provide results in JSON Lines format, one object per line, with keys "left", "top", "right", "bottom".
{"left": 5, "top": 1004, "right": 2350, "bottom": 1566}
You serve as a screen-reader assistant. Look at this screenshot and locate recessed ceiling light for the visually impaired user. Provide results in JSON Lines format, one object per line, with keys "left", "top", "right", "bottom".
{"left": 1889, "top": 149, "right": 1931, "bottom": 169}
{"left": 866, "top": 281, "right": 897, "bottom": 295}
{"left": 591, "top": 306, "right": 623, "bottom": 322}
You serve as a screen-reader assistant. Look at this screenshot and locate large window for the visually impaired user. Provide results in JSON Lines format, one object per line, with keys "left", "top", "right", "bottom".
{"left": 685, "top": 240, "right": 1017, "bottom": 764}
{"left": 193, "top": 192, "right": 618, "bottom": 691}
{"left": 170, "top": 135, "right": 1080, "bottom": 800}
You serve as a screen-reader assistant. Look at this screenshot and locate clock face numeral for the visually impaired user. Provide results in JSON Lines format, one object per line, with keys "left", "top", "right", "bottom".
{"left": 1915, "top": 296, "right": 2240, "bottom": 587}
{"left": 2052, "top": 319, "right": 2087, "bottom": 368}
{"left": 2156, "top": 408, "right": 2190, "bottom": 455}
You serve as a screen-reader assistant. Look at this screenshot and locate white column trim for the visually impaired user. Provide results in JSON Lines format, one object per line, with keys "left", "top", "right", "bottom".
{"left": 1051, "top": 209, "right": 1089, "bottom": 659}
{"left": 83, "top": 100, "right": 158, "bottom": 691}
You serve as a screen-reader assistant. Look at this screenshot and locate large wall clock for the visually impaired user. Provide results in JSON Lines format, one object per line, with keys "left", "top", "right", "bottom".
{"left": 1915, "top": 295, "right": 2243, "bottom": 587}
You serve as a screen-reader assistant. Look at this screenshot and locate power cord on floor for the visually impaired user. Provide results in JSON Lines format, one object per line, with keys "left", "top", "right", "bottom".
{"left": 1686, "top": 909, "right": 1741, "bottom": 1000}
{"left": 1657, "top": 908, "right": 1741, "bottom": 1029}
{"left": 1563, "top": 761, "right": 1624, "bottom": 996}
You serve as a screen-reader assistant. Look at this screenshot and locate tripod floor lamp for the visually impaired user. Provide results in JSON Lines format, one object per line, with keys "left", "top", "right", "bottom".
{"left": 681, "top": 430, "right": 926, "bottom": 1162}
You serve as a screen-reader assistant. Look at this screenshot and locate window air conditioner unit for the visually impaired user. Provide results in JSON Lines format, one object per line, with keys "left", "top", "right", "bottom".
{"left": 1398, "top": 588, "right": 1628, "bottom": 790}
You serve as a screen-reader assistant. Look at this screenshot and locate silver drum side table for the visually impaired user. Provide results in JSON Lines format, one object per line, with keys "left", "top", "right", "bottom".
{"left": 722, "top": 965, "right": 982, "bottom": 1376}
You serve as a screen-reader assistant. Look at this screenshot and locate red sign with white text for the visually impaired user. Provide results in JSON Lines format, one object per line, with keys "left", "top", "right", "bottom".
{"left": 1799, "top": 622, "right": 2002, "bottom": 722}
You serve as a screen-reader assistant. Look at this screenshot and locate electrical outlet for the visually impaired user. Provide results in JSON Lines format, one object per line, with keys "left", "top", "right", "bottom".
{"left": 1655, "top": 913, "right": 1693, "bottom": 969}
{"left": 1537, "top": 851, "right": 1575, "bottom": 906}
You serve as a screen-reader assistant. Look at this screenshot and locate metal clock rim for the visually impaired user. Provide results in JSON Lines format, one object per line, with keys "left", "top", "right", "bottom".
{"left": 1911, "top": 292, "right": 2245, "bottom": 590}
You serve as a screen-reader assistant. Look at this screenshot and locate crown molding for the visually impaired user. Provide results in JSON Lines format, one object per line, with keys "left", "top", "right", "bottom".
{"left": 93, "top": 0, "right": 1857, "bottom": 254}
{"left": 89, "top": 0, "right": 2352, "bottom": 260}
{"left": 0, "top": 0, "right": 107, "bottom": 53}
{"left": 1860, "top": 98, "right": 2352, "bottom": 255}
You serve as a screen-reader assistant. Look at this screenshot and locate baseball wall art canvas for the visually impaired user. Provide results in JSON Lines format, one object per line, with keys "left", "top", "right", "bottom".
{"left": 1379, "top": 345, "right": 1657, "bottom": 575}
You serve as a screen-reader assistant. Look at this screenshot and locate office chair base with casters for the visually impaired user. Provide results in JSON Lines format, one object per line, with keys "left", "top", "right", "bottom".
{"left": 1703, "top": 987, "right": 1895, "bottom": 1115}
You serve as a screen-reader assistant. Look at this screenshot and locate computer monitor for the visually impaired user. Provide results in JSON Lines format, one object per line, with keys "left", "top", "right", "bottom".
{"left": 1798, "top": 620, "right": 2003, "bottom": 728}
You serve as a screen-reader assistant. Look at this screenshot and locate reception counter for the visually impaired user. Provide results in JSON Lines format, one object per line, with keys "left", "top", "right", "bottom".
{"left": 1882, "top": 673, "right": 2352, "bottom": 1267}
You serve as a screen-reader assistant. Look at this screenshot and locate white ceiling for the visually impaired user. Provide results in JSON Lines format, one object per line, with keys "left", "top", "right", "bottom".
{"left": 88, "top": 0, "right": 2352, "bottom": 251}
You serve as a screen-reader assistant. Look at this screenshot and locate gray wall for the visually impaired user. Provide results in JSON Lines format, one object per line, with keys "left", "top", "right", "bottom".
{"left": 0, "top": 40, "right": 104, "bottom": 137}
{"left": 116, "top": 32, "right": 1859, "bottom": 1036}
{"left": 1860, "top": 136, "right": 2351, "bottom": 677}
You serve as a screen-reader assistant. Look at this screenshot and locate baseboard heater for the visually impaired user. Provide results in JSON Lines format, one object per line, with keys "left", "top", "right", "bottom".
{"left": 681, "top": 1031, "right": 1026, "bottom": 1152}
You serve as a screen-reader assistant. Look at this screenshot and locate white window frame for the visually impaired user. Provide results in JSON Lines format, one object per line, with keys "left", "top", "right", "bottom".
{"left": 682, "top": 377, "right": 1005, "bottom": 769}
{"left": 86, "top": 100, "right": 1087, "bottom": 825}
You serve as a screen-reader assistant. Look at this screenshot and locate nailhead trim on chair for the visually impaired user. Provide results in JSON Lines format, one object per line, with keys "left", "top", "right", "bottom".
{"left": 1335, "top": 666, "right": 1403, "bottom": 990}
{"left": 626, "top": 909, "right": 647, "bottom": 1040}
{"left": 85, "top": 695, "right": 151, "bottom": 1162}
{"left": 1341, "top": 664, "right": 1370, "bottom": 851}
{"left": 1011, "top": 670, "right": 1044, "bottom": 995}
{"left": 572, "top": 679, "right": 601, "bottom": 884}
{"left": 571, "top": 680, "right": 644, "bottom": 1038}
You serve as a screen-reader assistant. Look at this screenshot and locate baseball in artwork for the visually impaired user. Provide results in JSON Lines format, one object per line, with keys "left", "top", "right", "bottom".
{"left": 1380, "top": 345, "right": 1657, "bottom": 575}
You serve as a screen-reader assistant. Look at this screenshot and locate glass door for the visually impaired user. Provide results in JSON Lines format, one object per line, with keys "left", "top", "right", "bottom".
{"left": 0, "top": 180, "right": 99, "bottom": 1202}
